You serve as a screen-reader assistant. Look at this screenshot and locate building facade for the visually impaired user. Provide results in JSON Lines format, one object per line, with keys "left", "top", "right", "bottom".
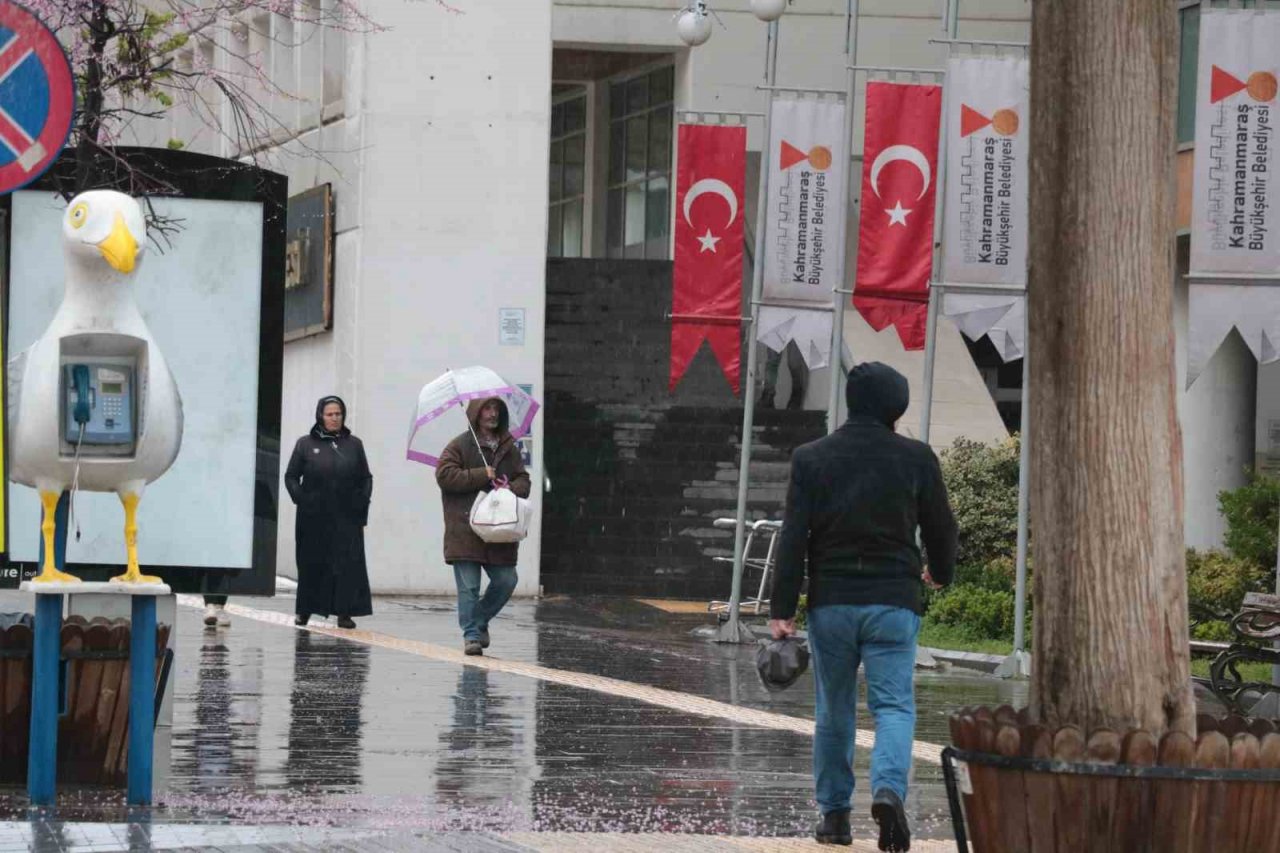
{"left": 133, "top": 0, "right": 1265, "bottom": 593}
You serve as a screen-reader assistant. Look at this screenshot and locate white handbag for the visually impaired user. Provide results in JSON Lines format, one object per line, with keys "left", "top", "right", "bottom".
{"left": 469, "top": 487, "right": 532, "bottom": 543}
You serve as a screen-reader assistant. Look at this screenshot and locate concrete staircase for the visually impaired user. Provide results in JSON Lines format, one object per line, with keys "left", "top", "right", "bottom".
{"left": 541, "top": 399, "right": 824, "bottom": 599}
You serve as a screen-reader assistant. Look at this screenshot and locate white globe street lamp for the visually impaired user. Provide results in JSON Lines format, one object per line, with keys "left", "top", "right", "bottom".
{"left": 750, "top": 0, "right": 787, "bottom": 22}
{"left": 677, "top": 2, "right": 713, "bottom": 47}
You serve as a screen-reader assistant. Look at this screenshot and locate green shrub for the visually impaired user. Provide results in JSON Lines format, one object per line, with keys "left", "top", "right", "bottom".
{"left": 954, "top": 556, "right": 1021, "bottom": 591}
{"left": 1187, "top": 548, "right": 1268, "bottom": 613}
{"left": 1219, "top": 472, "right": 1280, "bottom": 572}
{"left": 939, "top": 436, "right": 1022, "bottom": 568}
{"left": 1186, "top": 548, "right": 1268, "bottom": 640}
{"left": 1190, "top": 620, "right": 1234, "bottom": 643}
{"left": 925, "top": 583, "right": 1016, "bottom": 641}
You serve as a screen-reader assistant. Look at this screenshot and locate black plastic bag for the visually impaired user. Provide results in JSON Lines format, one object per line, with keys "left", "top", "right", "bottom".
{"left": 755, "top": 636, "right": 810, "bottom": 692}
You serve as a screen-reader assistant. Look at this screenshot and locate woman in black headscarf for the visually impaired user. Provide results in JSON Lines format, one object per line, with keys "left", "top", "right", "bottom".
{"left": 284, "top": 395, "right": 373, "bottom": 628}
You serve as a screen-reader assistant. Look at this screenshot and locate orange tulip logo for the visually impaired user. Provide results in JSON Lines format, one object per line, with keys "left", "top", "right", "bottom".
{"left": 780, "top": 141, "right": 833, "bottom": 171}
{"left": 961, "top": 105, "right": 1019, "bottom": 138}
{"left": 1211, "top": 66, "right": 1278, "bottom": 104}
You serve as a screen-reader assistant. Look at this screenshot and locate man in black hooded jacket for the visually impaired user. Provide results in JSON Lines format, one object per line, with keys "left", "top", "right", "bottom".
{"left": 769, "top": 362, "right": 957, "bottom": 851}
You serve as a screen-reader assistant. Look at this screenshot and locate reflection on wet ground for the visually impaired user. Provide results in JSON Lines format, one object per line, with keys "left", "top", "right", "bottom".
{"left": 0, "top": 590, "right": 1030, "bottom": 842}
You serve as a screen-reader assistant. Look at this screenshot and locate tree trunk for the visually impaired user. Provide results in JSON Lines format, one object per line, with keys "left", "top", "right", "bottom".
{"left": 1028, "top": 0, "right": 1194, "bottom": 736}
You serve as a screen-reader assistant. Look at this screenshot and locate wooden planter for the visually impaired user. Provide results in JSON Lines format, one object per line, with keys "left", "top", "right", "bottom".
{"left": 944, "top": 706, "right": 1280, "bottom": 852}
{"left": 0, "top": 616, "right": 171, "bottom": 786}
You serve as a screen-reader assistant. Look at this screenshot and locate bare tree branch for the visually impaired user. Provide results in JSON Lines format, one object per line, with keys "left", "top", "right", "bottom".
{"left": 26, "top": 0, "right": 457, "bottom": 230}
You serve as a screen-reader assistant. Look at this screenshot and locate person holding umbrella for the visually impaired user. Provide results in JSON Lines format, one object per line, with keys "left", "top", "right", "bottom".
{"left": 408, "top": 367, "right": 538, "bottom": 655}
{"left": 436, "top": 396, "right": 532, "bottom": 656}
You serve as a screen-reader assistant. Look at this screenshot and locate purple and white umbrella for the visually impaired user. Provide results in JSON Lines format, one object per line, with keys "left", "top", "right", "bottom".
{"left": 406, "top": 366, "right": 539, "bottom": 466}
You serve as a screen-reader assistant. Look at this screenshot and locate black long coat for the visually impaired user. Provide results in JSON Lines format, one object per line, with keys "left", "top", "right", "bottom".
{"left": 285, "top": 424, "right": 374, "bottom": 618}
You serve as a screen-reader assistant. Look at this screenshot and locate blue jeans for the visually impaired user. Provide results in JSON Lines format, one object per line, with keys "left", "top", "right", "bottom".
{"left": 452, "top": 562, "right": 518, "bottom": 641}
{"left": 808, "top": 603, "right": 921, "bottom": 814}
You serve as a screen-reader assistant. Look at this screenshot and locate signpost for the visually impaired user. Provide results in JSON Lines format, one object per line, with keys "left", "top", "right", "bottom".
{"left": 0, "top": 1, "right": 75, "bottom": 195}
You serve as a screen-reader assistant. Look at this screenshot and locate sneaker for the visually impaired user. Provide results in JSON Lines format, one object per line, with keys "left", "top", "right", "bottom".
{"left": 295, "top": 614, "right": 310, "bottom": 627}
{"left": 215, "top": 605, "right": 231, "bottom": 627}
{"left": 338, "top": 616, "right": 356, "bottom": 629}
{"left": 464, "top": 640, "right": 484, "bottom": 656}
{"left": 479, "top": 629, "right": 491, "bottom": 649}
{"left": 871, "top": 789, "right": 911, "bottom": 852}
{"left": 815, "top": 808, "right": 852, "bottom": 846}
{"left": 203, "top": 604, "right": 219, "bottom": 627}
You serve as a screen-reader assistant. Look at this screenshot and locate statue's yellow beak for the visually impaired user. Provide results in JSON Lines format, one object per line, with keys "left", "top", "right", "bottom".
{"left": 97, "top": 212, "right": 138, "bottom": 274}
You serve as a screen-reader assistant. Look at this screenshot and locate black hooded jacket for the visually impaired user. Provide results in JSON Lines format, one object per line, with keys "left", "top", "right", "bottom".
{"left": 769, "top": 362, "right": 958, "bottom": 619}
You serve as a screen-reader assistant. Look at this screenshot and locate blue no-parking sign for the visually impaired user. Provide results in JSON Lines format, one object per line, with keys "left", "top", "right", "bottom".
{"left": 0, "top": 1, "right": 74, "bottom": 194}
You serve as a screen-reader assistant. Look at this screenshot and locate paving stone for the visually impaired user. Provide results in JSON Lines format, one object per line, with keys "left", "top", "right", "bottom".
{"left": 0, "top": 589, "right": 1032, "bottom": 845}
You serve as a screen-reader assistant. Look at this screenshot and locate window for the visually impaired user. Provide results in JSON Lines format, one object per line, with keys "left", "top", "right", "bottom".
{"left": 548, "top": 87, "right": 588, "bottom": 258}
{"left": 321, "top": 0, "right": 346, "bottom": 111}
{"left": 606, "top": 65, "right": 674, "bottom": 260}
{"left": 1177, "top": 3, "right": 1200, "bottom": 145}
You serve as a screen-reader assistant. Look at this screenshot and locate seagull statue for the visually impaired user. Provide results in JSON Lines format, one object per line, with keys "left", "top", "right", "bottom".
{"left": 9, "top": 190, "right": 184, "bottom": 584}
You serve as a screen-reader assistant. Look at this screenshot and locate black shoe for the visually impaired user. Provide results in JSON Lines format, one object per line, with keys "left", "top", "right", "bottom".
{"left": 338, "top": 617, "right": 356, "bottom": 629}
{"left": 871, "top": 789, "right": 911, "bottom": 852}
{"left": 815, "top": 808, "right": 851, "bottom": 846}
{"left": 295, "top": 614, "right": 310, "bottom": 627}
{"left": 464, "top": 640, "right": 484, "bottom": 656}
{"left": 479, "top": 629, "right": 490, "bottom": 649}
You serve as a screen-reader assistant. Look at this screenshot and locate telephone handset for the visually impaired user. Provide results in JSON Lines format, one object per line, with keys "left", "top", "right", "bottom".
{"left": 71, "top": 364, "right": 91, "bottom": 426}
{"left": 63, "top": 362, "right": 136, "bottom": 446}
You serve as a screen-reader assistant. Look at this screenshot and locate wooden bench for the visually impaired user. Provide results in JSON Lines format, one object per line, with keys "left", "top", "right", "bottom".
{"left": 0, "top": 616, "right": 172, "bottom": 785}
{"left": 1200, "top": 593, "right": 1280, "bottom": 716}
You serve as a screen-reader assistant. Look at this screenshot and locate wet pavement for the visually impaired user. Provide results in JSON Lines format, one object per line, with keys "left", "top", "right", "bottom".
{"left": 0, "top": 589, "right": 1029, "bottom": 849}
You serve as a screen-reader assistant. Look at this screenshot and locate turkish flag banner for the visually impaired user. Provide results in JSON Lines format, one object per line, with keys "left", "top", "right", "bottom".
{"left": 853, "top": 81, "right": 942, "bottom": 350}
{"left": 671, "top": 123, "right": 746, "bottom": 393}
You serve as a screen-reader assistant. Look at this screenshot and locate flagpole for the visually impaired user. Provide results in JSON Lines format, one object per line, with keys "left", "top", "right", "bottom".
{"left": 1009, "top": 324, "right": 1032, "bottom": 673}
{"left": 917, "top": 0, "right": 961, "bottom": 445}
{"left": 827, "top": 0, "right": 860, "bottom": 435}
{"left": 720, "top": 17, "right": 780, "bottom": 644}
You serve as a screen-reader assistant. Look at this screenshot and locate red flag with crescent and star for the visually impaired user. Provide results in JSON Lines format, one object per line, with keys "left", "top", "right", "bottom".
{"left": 670, "top": 123, "right": 746, "bottom": 393}
{"left": 853, "top": 81, "right": 942, "bottom": 350}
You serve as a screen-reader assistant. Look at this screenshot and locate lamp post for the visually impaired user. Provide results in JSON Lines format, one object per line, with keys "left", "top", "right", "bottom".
{"left": 677, "top": 1, "right": 712, "bottom": 47}
{"left": 721, "top": 6, "right": 786, "bottom": 643}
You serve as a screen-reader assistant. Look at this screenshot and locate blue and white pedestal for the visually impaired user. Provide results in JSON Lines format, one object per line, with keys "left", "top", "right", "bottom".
{"left": 20, "top": 580, "right": 171, "bottom": 806}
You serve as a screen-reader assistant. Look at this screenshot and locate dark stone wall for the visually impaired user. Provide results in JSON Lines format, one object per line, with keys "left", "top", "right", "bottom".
{"left": 542, "top": 259, "right": 825, "bottom": 599}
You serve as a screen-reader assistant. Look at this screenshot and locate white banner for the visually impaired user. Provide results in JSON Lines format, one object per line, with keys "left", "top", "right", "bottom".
{"left": 758, "top": 94, "right": 848, "bottom": 368}
{"left": 940, "top": 55, "right": 1028, "bottom": 364}
{"left": 1188, "top": 10, "right": 1280, "bottom": 384}
{"left": 941, "top": 55, "right": 1029, "bottom": 286}
{"left": 1191, "top": 9, "right": 1280, "bottom": 276}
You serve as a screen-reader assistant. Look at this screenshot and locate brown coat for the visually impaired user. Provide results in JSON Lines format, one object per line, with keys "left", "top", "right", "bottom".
{"left": 435, "top": 398, "right": 531, "bottom": 566}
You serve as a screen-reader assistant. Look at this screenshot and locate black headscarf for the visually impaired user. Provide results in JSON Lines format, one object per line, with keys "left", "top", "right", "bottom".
{"left": 845, "top": 362, "right": 910, "bottom": 428}
{"left": 312, "top": 395, "right": 350, "bottom": 440}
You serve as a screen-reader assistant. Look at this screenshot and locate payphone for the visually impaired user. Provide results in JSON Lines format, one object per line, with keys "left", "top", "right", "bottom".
{"left": 61, "top": 360, "right": 137, "bottom": 453}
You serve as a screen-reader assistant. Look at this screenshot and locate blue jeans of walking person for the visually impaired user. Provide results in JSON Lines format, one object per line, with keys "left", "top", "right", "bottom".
{"left": 808, "top": 603, "right": 921, "bottom": 814}
{"left": 453, "top": 562, "right": 518, "bottom": 641}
